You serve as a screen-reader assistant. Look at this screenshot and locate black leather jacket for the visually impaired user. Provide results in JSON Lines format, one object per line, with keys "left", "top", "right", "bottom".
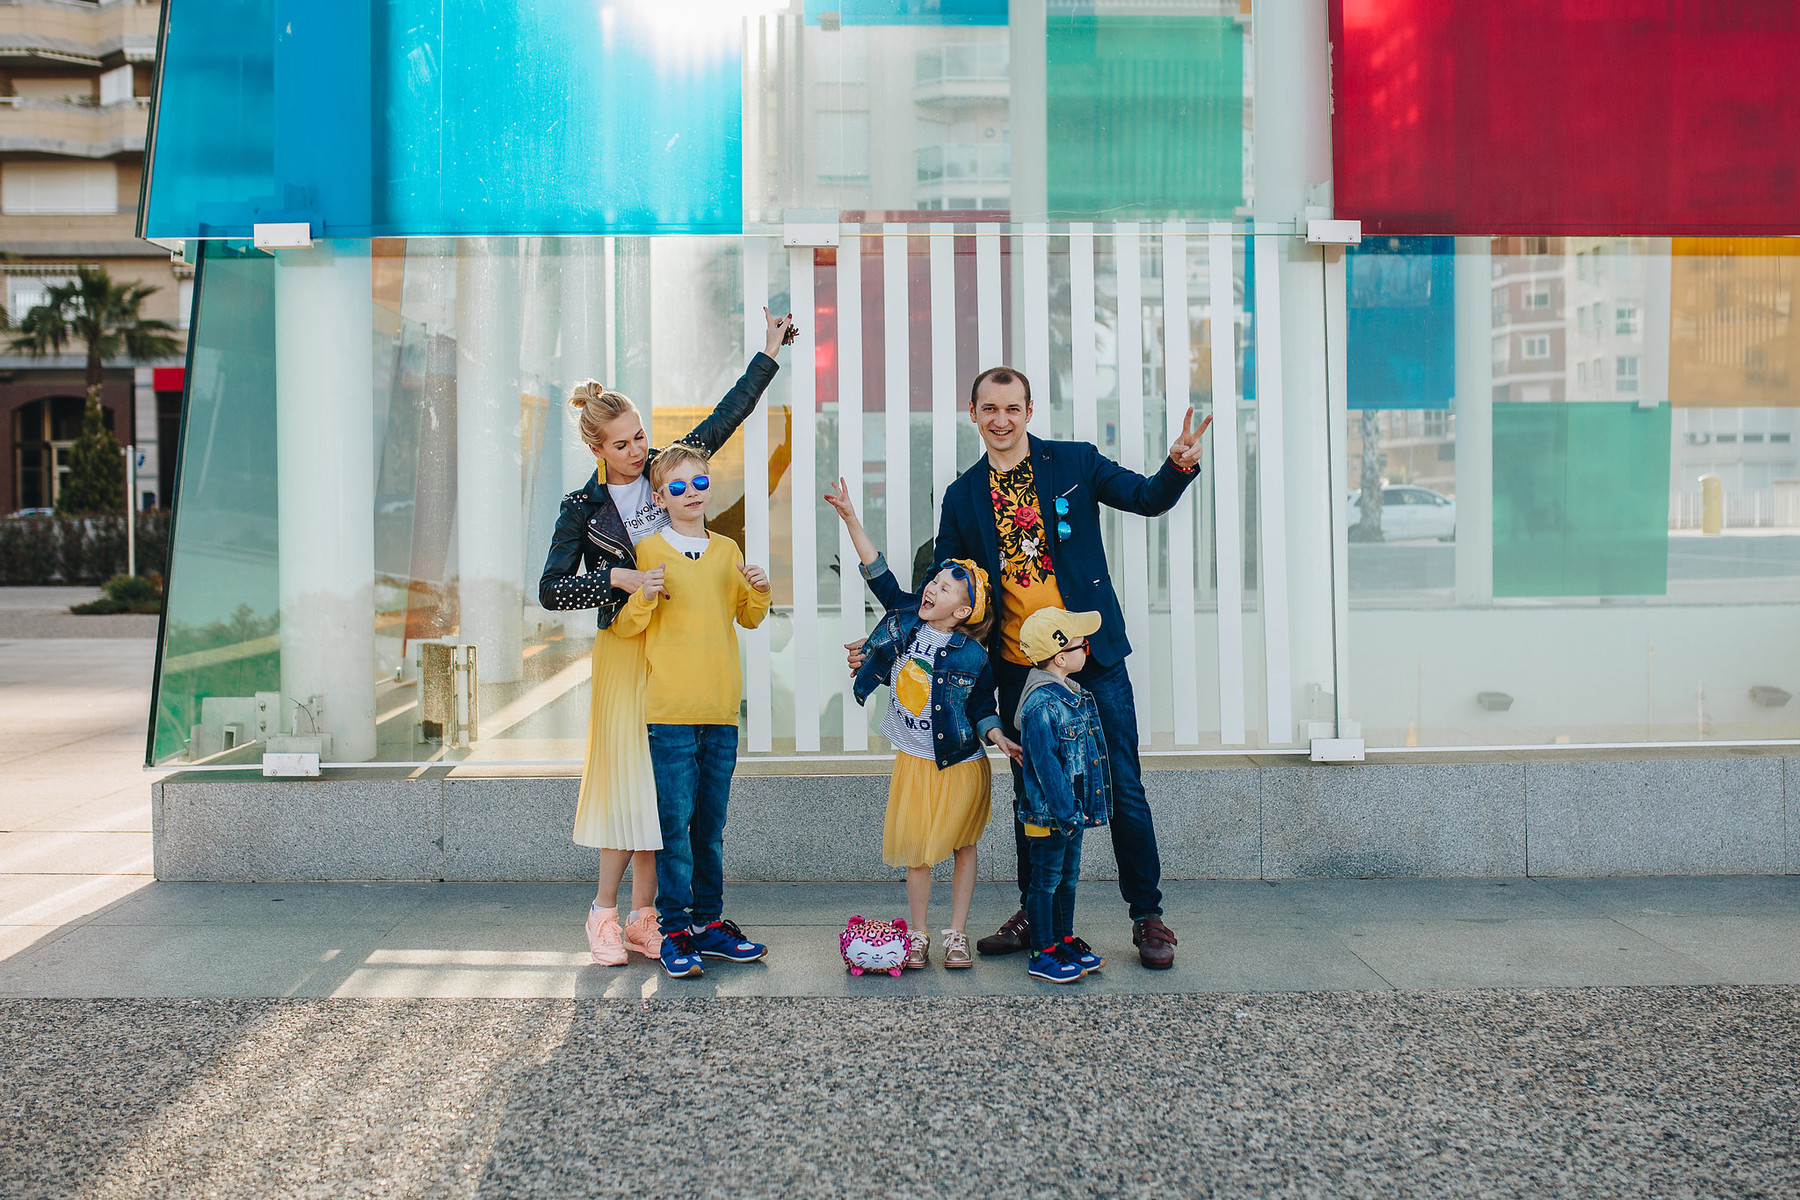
{"left": 538, "top": 351, "right": 779, "bottom": 629}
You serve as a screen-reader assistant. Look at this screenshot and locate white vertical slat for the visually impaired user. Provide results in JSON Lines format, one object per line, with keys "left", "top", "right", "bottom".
{"left": 837, "top": 229, "right": 868, "bottom": 752}
{"left": 883, "top": 223, "right": 912, "bottom": 577}
{"left": 1070, "top": 222, "right": 1097, "bottom": 445}
{"left": 929, "top": 223, "right": 957, "bottom": 530}
{"left": 789, "top": 247, "right": 820, "bottom": 752}
{"left": 742, "top": 236, "right": 772, "bottom": 752}
{"left": 1252, "top": 227, "right": 1293, "bottom": 746}
{"left": 1023, "top": 221, "right": 1051, "bottom": 395}
{"left": 1114, "top": 223, "right": 1153, "bottom": 748}
{"left": 1207, "top": 222, "right": 1246, "bottom": 747}
{"left": 1162, "top": 221, "right": 1200, "bottom": 746}
{"left": 976, "top": 230, "right": 1002, "bottom": 367}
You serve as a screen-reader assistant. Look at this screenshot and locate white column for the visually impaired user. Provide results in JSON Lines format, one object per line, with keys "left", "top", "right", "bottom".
{"left": 1008, "top": 0, "right": 1047, "bottom": 225}
{"left": 929, "top": 224, "right": 957, "bottom": 530}
{"left": 1023, "top": 222, "right": 1051, "bottom": 402}
{"left": 742, "top": 236, "right": 772, "bottom": 752}
{"left": 1115, "top": 223, "right": 1154, "bottom": 746}
{"left": 1453, "top": 237, "right": 1494, "bottom": 605}
{"left": 789, "top": 247, "right": 820, "bottom": 752}
{"left": 837, "top": 231, "right": 868, "bottom": 752}
{"left": 1323, "top": 248, "right": 1352, "bottom": 734}
{"left": 1070, "top": 223, "right": 1098, "bottom": 445}
{"left": 1207, "top": 222, "right": 1246, "bottom": 746}
{"left": 455, "top": 238, "right": 525, "bottom": 685}
{"left": 976, "top": 230, "right": 1003, "bottom": 367}
{"left": 559, "top": 239, "right": 609, "bottom": 492}
{"left": 1253, "top": 0, "right": 1338, "bottom": 739}
{"left": 1253, "top": 228, "right": 1294, "bottom": 745}
{"left": 882, "top": 223, "right": 912, "bottom": 572}
{"left": 274, "top": 242, "right": 376, "bottom": 761}
{"left": 1162, "top": 222, "right": 1200, "bottom": 746}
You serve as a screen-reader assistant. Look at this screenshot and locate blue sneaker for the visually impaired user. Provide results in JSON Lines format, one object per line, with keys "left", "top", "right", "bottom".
{"left": 690, "top": 919, "right": 767, "bottom": 963}
{"left": 659, "top": 929, "right": 705, "bottom": 978}
{"left": 1065, "top": 936, "right": 1104, "bottom": 975}
{"left": 1026, "top": 943, "right": 1083, "bottom": 984}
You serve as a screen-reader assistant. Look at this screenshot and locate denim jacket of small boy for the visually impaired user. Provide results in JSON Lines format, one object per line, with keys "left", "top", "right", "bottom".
{"left": 851, "top": 553, "right": 1002, "bottom": 769}
{"left": 1015, "top": 669, "right": 1113, "bottom": 836}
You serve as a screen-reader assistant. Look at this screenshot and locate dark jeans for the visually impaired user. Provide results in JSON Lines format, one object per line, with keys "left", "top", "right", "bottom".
{"left": 996, "top": 656, "right": 1163, "bottom": 921}
{"left": 648, "top": 723, "right": 739, "bottom": 935}
{"left": 1023, "top": 827, "right": 1083, "bottom": 951}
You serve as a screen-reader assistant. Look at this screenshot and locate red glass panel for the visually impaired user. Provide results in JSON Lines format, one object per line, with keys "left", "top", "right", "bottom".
{"left": 1331, "top": 0, "right": 1800, "bottom": 235}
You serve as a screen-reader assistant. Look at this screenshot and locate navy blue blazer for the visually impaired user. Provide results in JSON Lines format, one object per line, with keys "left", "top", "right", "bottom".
{"left": 932, "top": 434, "right": 1199, "bottom": 669}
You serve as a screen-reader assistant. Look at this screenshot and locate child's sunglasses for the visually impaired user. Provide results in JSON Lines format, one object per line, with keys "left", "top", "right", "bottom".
{"left": 663, "top": 475, "right": 710, "bottom": 497}
{"left": 935, "top": 560, "right": 972, "bottom": 585}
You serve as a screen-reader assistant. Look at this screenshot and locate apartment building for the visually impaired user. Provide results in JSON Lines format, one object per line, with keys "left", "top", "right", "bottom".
{"left": 0, "top": 0, "right": 184, "bottom": 515}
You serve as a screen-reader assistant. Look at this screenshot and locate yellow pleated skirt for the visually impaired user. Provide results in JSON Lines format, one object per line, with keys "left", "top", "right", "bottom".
{"left": 572, "top": 627, "right": 663, "bottom": 851}
{"left": 882, "top": 751, "right": 992, "bottom": 868}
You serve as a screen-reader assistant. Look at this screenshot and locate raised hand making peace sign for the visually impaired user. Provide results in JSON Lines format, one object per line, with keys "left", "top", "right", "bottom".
{"left": 1167, "top": 406, "right": 1214, "bottom": 473}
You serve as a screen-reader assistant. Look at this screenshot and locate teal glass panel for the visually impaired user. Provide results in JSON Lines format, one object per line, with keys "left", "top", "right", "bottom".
{"left": 1045, "top": 16, "right": 1244, "bottom": 219}
{"left": 1347, "top": 236, "right": 1454, "bottom": 411}
{"left": 150, "top": 244, "right": 281, "bottom": 764}
{"left": 1493, "top": 401, "right": 1672, "bottom": 597}
{"left": 144, "top": 0, "right": 742, "bottom": 238}
{"left": 804, "top": 0, "right": 1007, "bottom": 24}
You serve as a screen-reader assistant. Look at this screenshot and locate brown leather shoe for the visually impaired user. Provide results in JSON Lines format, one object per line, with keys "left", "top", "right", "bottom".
{"left": 976, "top": 909, "right": 1032, "bottom": 956}
{"left": 1132, "top": 916, "right": 1177, "bottom": 970}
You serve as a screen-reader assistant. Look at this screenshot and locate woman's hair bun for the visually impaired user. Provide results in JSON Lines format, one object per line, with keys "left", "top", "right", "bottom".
{"left": 570, "top": 380, "right": 607, "bottom": 410}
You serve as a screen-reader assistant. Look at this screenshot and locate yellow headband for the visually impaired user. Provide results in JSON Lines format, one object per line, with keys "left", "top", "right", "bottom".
{"left": 950, "top": 558, "right": 989, "bottom": 625}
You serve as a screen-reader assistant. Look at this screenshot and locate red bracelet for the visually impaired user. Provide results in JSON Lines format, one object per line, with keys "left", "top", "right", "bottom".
{"left": 1171, "top": 457, "right": 1199, "bottom": 474}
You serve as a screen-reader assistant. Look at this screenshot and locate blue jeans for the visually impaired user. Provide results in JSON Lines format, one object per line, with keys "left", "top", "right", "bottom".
{"left": 647, "top": 723, "right": 739, "bottom": 935}
{"left": 996, "top": 656, "right": 1162, "bottom": 921}
{"left": 1023, "top": 827, "right": 1082, "bottom": 951}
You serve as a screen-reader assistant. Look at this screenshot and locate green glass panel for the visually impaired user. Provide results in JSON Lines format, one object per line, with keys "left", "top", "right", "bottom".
{"left": 1045, "top": 16, "right": 1244, "bottom": 220}
{"left": 150, "top": 245, "right": 281, "bottom": 764}
{"left": 1493, "top": 401, "right": 1672, "bottom": 597}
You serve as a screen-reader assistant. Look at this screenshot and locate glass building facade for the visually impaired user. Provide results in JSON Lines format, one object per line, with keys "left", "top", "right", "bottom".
{"left": 142, "top": 0, "right": 1800, "bottom": 767}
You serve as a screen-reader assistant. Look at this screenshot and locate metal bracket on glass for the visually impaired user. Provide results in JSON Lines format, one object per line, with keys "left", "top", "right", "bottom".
{"left": 262, "top": 752, "right": 321, "bottom": 777}
{"left": 1304, "top": 219, "right": 1362, "bottom": 246}
{"left": 252, "top": 222, "right": 314, "bottom": 250}
{"left": 1309, "top": 737, "right": 1367, "bottom": 763}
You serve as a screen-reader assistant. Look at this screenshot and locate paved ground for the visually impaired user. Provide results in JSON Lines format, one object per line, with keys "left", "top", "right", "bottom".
{"left": 5, "top": 586, "right": 1799, "bottom": 1197}
{"left": 4, "top": 989, "right": 1797, "bottom": 1198}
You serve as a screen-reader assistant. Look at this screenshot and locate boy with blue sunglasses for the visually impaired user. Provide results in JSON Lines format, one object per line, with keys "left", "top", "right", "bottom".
{"left": 614, "top": 443, "right": 773, "bottom": 977}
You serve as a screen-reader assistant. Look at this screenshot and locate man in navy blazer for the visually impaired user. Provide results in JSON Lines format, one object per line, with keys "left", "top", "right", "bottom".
{"left": 934, "top": 365, "right": 1207, "bottom": 968}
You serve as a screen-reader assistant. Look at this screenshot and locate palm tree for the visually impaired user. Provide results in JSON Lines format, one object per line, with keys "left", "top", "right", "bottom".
{"left": 9, "top": 266, "right": 180, "bottom": 514}
{"left": 9, "top": 265, "right": 181, "bottom": 407}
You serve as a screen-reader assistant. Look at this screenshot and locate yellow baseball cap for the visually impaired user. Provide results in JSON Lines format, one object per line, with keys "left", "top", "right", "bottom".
{"left": 1018, "top": 606, "right": 1102, "bottom": 664}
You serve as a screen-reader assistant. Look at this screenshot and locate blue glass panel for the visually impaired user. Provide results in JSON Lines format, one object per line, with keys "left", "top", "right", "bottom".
{"left": 144, "top": 0, "right": 742, "bottom": 238}
{"left": 1346, "top": 235, "right": 1455, "bottom": 411}
{"left": 805, "top": 0, "right": 1006, "bottom": 25}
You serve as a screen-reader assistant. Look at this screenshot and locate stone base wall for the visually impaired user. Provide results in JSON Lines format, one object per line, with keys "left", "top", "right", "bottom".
{"left": 151, "top": 757, "right": 1799, "bottom": 883}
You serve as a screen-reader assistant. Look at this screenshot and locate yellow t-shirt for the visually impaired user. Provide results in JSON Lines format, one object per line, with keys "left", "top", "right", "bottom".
{"left": 990, "top": 459, "right": 1067, "bottom": 665}
{"left": 611, "top": 530, "right": 772, "bottom": 725}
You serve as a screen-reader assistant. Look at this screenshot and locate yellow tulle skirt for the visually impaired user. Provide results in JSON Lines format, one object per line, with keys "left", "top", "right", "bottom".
{"left": 882, "top": 751, "right": 992, "bottom": 869}
{"left": 572, "top": 627, "right": 663, "bottom": 851}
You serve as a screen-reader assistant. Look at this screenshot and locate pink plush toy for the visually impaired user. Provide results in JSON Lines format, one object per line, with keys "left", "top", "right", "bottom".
{"left": 840, "top": 916, "right": 909, "bottom": 976}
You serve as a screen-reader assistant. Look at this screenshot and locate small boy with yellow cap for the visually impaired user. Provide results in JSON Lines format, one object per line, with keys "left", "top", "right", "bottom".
{"left": 827, "top": 478, "right": 1019, "bottom": 969}
{"left": 1015, "top": 607, "right": 1113, "bottom": 984}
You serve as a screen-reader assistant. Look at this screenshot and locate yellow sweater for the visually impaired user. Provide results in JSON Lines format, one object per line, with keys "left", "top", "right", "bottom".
{"left": 612, "top": 530, "right": 772, "bottom": 725}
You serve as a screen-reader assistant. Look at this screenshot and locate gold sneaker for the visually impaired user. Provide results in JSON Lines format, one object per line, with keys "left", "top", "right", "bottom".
{"left": 904, "top": 930, "right": 930, "bottom": 969}
{"left": 941, "top": 928, "right": 973, "bottom": 969}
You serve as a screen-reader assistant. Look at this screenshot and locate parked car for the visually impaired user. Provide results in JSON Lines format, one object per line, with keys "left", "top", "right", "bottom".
{"left": 1346, "top": 486, "right": 1456, "bottom": 541}
{"left": 7, "top": 508, "right": 55, "bottom": 519}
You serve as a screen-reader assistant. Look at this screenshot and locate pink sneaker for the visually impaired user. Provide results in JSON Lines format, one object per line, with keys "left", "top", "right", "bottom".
{"left": 622, "top": 910, "right": 663, "bottom": 959}
{"left": 586, "top": 907, "right": 627, "bottom": 966}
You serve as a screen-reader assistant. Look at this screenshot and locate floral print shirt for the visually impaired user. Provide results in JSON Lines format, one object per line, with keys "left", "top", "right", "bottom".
{"left": 990, "top": 459, "right": 1067, "bottom": 665}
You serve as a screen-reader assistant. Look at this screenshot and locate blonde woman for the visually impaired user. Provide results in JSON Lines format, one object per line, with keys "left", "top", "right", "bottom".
{"left": 540, "top": 306, "right": 795, "bottom": 965}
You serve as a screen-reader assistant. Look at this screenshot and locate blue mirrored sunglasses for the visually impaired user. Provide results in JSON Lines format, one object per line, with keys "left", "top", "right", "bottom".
{"left": 664, "top": 475, "right": 710, "bottom": 497}
{"left": 934, "top": 560, "right": 971, "bottom": 584}
{"left": 1053, "top": 497, "right": 1071, "bottom": 541}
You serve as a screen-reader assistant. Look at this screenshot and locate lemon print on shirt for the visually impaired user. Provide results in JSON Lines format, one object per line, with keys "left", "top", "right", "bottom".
{"left": 896, "top": 655, "right": 933, "bottom": 718}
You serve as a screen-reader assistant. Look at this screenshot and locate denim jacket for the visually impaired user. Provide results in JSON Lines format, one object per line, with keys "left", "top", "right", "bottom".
{"left": 537, "top": 352, "right": 778, "bottom": 629}
{"left": 851, "top": 553, "right": 1002, "bottom": 770}
{"left": 1015, "top": 669, "right": 1112, "bottom": 835}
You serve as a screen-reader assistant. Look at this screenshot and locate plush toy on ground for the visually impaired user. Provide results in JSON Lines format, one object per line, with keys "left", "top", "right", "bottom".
{"left": 840, "top": 916, "right": 909, "bottom": 976}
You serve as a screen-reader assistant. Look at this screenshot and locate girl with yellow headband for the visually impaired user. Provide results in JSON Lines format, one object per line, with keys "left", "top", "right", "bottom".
{"left": 827, "top": 479, "right": 1021, "bottom": 970}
